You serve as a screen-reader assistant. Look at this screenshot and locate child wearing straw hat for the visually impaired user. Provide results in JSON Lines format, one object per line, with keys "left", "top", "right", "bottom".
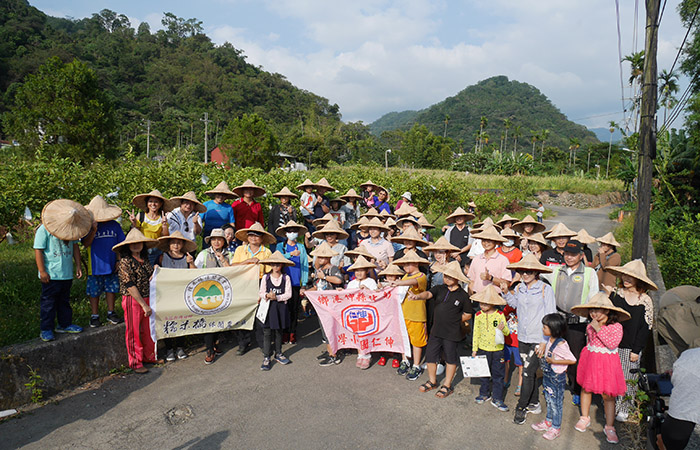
{"left": 231, "top": 179, "right": 266, "bottom": 231}
{"left": 346, "top": 256, "right": 379, "bottom": 369}
{"left": 601, "top": 259, "right": 657, "bottom": 423}
{"left": 113, "top": 229, "right": 160, "bottom": 373}
{"left": 157, "top": 231, "right": 197, "bottom": 362}
{"left": 390, "top": 249, "right": 430, "bottom": 381}
{"left": 471, "top": 285, "right": 510, "bottom": 411}
{"left": 391, "top": 227, "right": 430, "bottom": 275}
{"left": 83, "top": 195, "right": 126, "bottom": 328}
{"left": 275, "top": 220, "right": 310, "bottom": 344}
{"left": 411, "top": 261, "right": 473, "bottom": 398}
{"left": 202, "top": 181, "right": 236, "bottom": 248}
{"left": 296, "top": 179, "right": 317, "bottom": 231}
{"left": 34, "top": 199, "right": 92, "bottom": 341}
{"left": 259, "top": 251, "right": 295, "bottom": 371}
{"left": 570, "top": 293, "right": 631, "bottom": 444}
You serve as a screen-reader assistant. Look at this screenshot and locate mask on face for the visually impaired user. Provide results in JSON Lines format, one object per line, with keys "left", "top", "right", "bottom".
{"left": 504, "top": 239, "right": 514, "bottom": 247}
{"left": 286, "top": 232, "right": 299, "bottom": 241}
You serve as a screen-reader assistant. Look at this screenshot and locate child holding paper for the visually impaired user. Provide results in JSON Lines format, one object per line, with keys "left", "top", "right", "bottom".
{"left": 472, "top": 285, "right": 510, "bottom": 412}
{"left": 409, "top": 261, "right": 473, "bottom": 398}
{"left": 258, "top": 251, "right": 294, "bottom": 371}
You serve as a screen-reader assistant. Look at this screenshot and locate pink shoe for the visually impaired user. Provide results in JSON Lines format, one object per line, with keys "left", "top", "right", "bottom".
{"left": 542, "top": 427, "right": 561, "bottom": 440}
{"left": 531, "top": 420, "right": 552, "bottom": 432}
{"left": 604, "top": 426, "right": 619, "bottom": 444}
{"left": 574, "top": 416, "right": 591, "bottom": 432}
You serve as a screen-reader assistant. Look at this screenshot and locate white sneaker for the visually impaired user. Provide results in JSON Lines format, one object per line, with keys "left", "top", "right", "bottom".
{"left": 176, "top": 348, "right": 188, "bottom": 360}
{"left": 166, "top": 349, "right": 176, "bottom": 362}
{"left": 615, "top": 412, "right": 628, "bottom": 423}
{"left": 436, "top": 363, "right": 445, "bottom": 376}
{"left": 526, "top": 403, "right": 542, "bottom": 414}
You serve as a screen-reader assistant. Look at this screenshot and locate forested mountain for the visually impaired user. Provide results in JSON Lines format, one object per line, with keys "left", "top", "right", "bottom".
{"left": 0, "top": 0, "right": 343, "bottom": 159}
{"left": 370, "top": 76, "right": 599, "bottom": 150}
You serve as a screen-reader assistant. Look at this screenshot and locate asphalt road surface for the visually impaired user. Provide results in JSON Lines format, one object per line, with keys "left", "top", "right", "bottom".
{"left": 3, "top": 204, "right": 634, "bottom": 449}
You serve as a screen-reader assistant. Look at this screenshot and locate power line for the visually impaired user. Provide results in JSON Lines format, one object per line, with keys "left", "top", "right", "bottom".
{"left": 657, "top": 0, "right": 668, "bottom": 26}
{"left": 615, "top": 0, "right": 628, "bottom": 125}
{"left": 660, "top": 73, "right": 697, "bottom": 132}
{"left": 668, "top": 0, "right": 700, "bottom": 75}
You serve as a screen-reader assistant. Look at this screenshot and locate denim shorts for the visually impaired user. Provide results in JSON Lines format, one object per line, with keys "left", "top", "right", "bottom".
{"left": 86, "top": 273, "right": 120, "bottom": 297}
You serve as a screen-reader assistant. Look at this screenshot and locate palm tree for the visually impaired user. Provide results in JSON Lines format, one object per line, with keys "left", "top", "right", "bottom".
{"left": 623, "top": 51, "right": 645, "bottom": 132}
{"left": 606, "top": 120, "right": 618, "bottom": 177}
{"left": 530, "top": 130, "right": 539, "bottom": 160}
{"left": 569, "top": 138, "right": 581, "bottom": 168}
{"left": 479, "top": 116, "right": 488, "bottom": 152}
{"left": 443, "top": 114, "right": 450, "bottom": 139}
{"left": 658, "top": 69, "right": 679, "bottom": 127}
{"left": 512, "top": 125, "right": 522, "bottom": 155}
{"left": 540, "top": 129, "right": 550, "bottom": 155}
{"left": 503, "top": 118, "right": 512, "bottom": 153}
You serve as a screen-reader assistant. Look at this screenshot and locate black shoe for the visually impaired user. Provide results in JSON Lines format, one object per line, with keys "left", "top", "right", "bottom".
{"left": 90, "top": 316, "right": 101, "bottom": 328}
{"left": 514, "top": 407, "right": 527, "bottom": 425}
{"left": 107, "top": 312, "right": 123, "bottom": 324}
{"left": 316, "top": 351, "right": 329, "bottom": 361}
{"left": 237, "top": 346, "right": 247, "bottom": 356}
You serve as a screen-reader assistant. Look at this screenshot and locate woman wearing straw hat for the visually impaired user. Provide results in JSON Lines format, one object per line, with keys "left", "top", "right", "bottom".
{"left": 372, "top": 186, "right": 392, "bottom": 214}
{"left": 275, "top": 220, "right": 310, "bottom": 345}
{"left": 524, "top": 232, "right": 549, "bottom": 261}
{"left": 34, "top": 199, "right": 92, "bottom": 341}
{"left": 268, "top": 187, "right": 298, "bottom": 245}
{"left": 513, "top": 215, "right": 546, "bottom": 253}
{"left": 359, "top": 217, "right": 394, "bottom": 270}
{"left": 575, "top": 229, "right": 596, "bottom": 266}
{"left": 411, "top": 261, "right": 473, "bottom": 398}
{"left": 498, "top": 228, "right": 523, "bottom": 265}
{"left": 424, "top": 237, "right": 460, "bottom": 289}
{"left": 467, "top": 226, "right": 512, "bottom": 295}
{"left": 309, "top": 220, "right": 351, "bottom": 270}
{"left": 259, "top": 251, "right": 295, "bottom": 371}
{"left": 113, "top": 228, "right": 160, "bottom": 373}
{"left": 500, "top": 254, "right": 557, "bottom": 425}
{"left": 601, "top": 260, "right": 657, "bottom": 423}
{"left": 129, "top": 189, "right": 173, "bottom": 265}
{"left": 202, "top": 181, "right": 237, "bottom": 248}
{"left": 231, "top": 179, "right": 266, "bottom": 232}
{"left": 83, "top": 195, "right": 126, "bottom": 328}
{"left": 167, "top": 191, "right": 206, "bottom": 243}
{"left": 592, "top": 232, "right": 622, "bottom": 291}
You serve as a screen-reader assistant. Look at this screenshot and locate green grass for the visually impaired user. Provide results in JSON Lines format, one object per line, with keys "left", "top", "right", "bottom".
{"left": 0, "top": 241, "right": 124, "bottom": 347}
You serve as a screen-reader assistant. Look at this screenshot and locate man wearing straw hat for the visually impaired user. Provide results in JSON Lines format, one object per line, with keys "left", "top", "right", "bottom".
{"left": 444, "top": 207, "right": 476, "bottom": 269}
{"left": 542, "top": 240, "right": 599, "bottom": 406}
{"left": 167, "top": 191, "right": 206, "bottom": 243}
{"left": 313, "top": 178, "right": 334, "bottom": 219}
{"left": 232, "top": 179, "right": 266, "bottom": 232}
{"left": 540, "top": 223, "right": 577, "bottom": 268}
{"left": 34, "top": 199, "right": 92, "bottom": 341}
{"left": 83, "top": 195, "right": 126, "bottom": 328}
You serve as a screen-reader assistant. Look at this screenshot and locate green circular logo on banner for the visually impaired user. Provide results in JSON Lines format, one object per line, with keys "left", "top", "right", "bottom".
{"left": 184, "top": 274, "right": 232, "bottom": 315}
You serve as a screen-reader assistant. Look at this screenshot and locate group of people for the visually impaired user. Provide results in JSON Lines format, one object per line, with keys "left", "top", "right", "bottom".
{"left": 34, "top": 177, "right": 660, "bottom": 445}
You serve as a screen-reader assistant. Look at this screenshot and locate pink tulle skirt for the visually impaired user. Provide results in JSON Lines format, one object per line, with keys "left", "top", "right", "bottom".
{"left": 576, "top": 346, "right": 627, "bottom": 397}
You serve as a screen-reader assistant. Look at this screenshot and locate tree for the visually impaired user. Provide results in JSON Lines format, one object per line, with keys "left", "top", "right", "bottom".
{"left": 658, "top": 69, "right": 679, "bottom": 127}
{"left": 503, "top": 118, "right": 512, "bottom": 153}
{"left": 3, "top": 56, "right": 116, "bottom": 160}
{"left": 478, "top": 116, "right": 488, "bottom": 152}
{"left": 530, "top": 130, "right": 539, "bottom": 159}
{"left": 568, "top": 137, "right": 580, "bottom": 168}
{"left": 540, "top": 129, "right": 550, "bottom": 155}
{"left": 606, "top": 120, "right": 618, "bottom": 177}
{"left": 623, "top": 51, "right": 645, "bottom": 132}
{"left": 400, "top": 123, "right": 452, "bottom": 169}
{"left": 512, "top": 125, "right": 522, "bottom": 154}
{"left": 220, "top": 113, "right": 279, "bottom": 170}
{"left": 443, "top": 114, "right": 450, "bottom": 138}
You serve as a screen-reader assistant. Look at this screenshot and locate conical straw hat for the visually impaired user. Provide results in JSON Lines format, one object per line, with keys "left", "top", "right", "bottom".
{"left": 435, "top": 260, "right": 469, "bottom": 284}
{"left": 496, "top": 214, "right": 518, "bottom": 226}
{"left": 361, "top": 207, "right": 382, "bottom": 219}
{"left": 471, "top": 285, "right": 506, "bottom": 306}
{"left": 205, "top": 228, "right": 227, "bottom": 244}
{"left": 512, "top": 215, "right": 546, "bottom": 234}
{"left": 544, "top": 222, "right": 577, "bottom": 239}
{"left": 170, "top": 191, "right": 207, "bottom": 213}
{"left": 396, "top": 215, "right": 419, "bottom": 227}
{"left": 604, "top": 259, "right": 658, "bottom": 291}
{"left": 506, "top": 253, "right": 552, "bottom": 273}
{"left": 310, "top": 241, "right": 339, "bottom": 258}
{"left": 417, "top": 215, "right": 434, "bottom": 229}
{"left": 378, "top": 263, "right": 405, "bottom": 277}
{"left": 446, "top": 207, "right": 476, "bottom": 223}
{"left": 235, "top": 222, "right": 276, "bottom": 245}
{"left": 351, "top": 216, "right": 370, "bottom": 230}
{"left": 571, "top": 292, "right": 631, "bottom": 321}
{"left": 112, "top": 228, "right": 158, "bottom": 252}
{"left": 345, "top": 246, "right": 374, "bottom": 260}
{"left": 312, "top": 219, "right": 349, "bottom": 240}
{"left": 390, "top": 227, "right": 429, "bottom": 247}
{"left": 501, "top": 228, "right": 521, "bottom": 242}
{"left": 360, "top": 217, "right": 390, "bottom": 232}
{"left": 132, "top": 189, "right": 174, "bottom": 212}
{"left": 296, "top": 178, "right": 316, "bottom": 190}
{"left": 315, "top": 177, "right": 335, "bottom": 192}
{"left": 395, "top": 203, "right": 418, "bottom": 217}
{"left": 471, "top": 225, "right": 507, "bottom": 243}
{"left": 205, "top": 181, "right": 236, "bottom": 198}
{"left": 393, "top": 249, "right": 430, "bottom": 266}
{"left": 340, "top": 188, "right": 363, "bottom": 201}
{"left": 526, "top": 232, "right": 550, "bottom": 248}
{"left": 85, "top": 195, "right": 122, "bottom": 222}
{"left": 312, "top": 213, "right": 334, "bottom": 227}
{"left": 273, "top": 186, "right": 299, "bottom": 199}
{"left": 468, "top": 201, "right": 477, "bottom": 208}
{"left": 424, "top": 236, "right": 460, "bottom": 253}
{"left": 385, "top": 217, "right": 397, "bottom": 228}
{"left": 360, "top": 180, "right": 380, "bottom": 190}
{"left": 42, "top": 199, "right": 93, "bottom": 240}
{"left": 575, "top": 229, "right": 596, "bottom": 245}
{"left": 264, "top": 250, "right": 296, "bottom": 266}
{"left": 347, "top": 255, "right": 377, "bottom": 272}
{"left": 473, "top": 217, "right": 502, "bottom": 231}
{"left": 232, "top": 179, "right": 266, "bottom": 198}
{"left": 596, "top": 232, "right": 621, "bottom": 248}
{"left": 275, "top": 219, "right": 308, "bottom": 237}
{"left": 157, "top": 231, "right": 198, "bottom": 253}
{"left": 380, "top": 209, "right": 396, "bottom": 220}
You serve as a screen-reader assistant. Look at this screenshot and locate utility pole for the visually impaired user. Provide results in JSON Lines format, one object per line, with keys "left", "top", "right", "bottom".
{"left": 146, "top": 119, "right": 151, "bottom": 159}
{"left": 632, "top": 0, "right": 660, "bottom": 263}
{"left": 201, "top": 112, "right": 211, "bottom": 163}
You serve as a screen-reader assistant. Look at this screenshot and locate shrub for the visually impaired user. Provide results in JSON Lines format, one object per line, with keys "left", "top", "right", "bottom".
{"left": 654, "top": 214, "right": 700, "bottom": 287}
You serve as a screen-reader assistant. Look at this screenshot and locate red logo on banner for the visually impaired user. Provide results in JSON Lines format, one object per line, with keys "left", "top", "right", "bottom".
{"left": 342, "top": 305, "right": 379, "bottom": 336}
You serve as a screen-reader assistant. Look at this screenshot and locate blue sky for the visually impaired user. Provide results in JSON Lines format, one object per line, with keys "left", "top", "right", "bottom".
{"left": 31, "top": 1, "right": 689, "bottom": 131}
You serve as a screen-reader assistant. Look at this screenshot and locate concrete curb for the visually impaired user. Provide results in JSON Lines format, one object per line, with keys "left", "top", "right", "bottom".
{"left": 646, "top": 236, "right": 677, "bottom": 373}
{"left": 0, "top": 324, "right": 127, "bottom": 410}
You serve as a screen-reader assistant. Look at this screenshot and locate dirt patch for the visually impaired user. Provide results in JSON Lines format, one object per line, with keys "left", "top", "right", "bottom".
{"left": 536, "top": 191, "right": 628, "bottom": 209}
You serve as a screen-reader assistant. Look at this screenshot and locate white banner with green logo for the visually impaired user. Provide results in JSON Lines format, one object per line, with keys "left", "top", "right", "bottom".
{"left": 149, "top": 265, "right": 259, "bottom": 341}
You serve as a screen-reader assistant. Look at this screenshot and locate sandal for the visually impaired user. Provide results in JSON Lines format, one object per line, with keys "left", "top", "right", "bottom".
{"left": 435, "top": 385, "right": 454, "bottom": 398}
{"left": 419, "top": 381, "right": 438, "bottom": 392}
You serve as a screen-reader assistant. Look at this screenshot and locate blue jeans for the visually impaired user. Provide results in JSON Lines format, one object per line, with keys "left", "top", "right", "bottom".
{"left": 543, "top": 371, "right": 566, "bottom": 428}
{"left": 478, "top": 349, "right": 506, "bottom": 402}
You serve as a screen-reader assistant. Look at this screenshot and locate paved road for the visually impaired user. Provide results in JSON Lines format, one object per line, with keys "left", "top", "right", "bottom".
{"left": 3, "top": 204, "right": 631, "bottom": 450}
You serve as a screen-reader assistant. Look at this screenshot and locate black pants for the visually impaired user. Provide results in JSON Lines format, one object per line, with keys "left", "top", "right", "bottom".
{"left": 286, "top": 286, "right": 302, "bottom": 335}
{"left": 40, "top": 279, "right": 73, "bottom": 331}
{"left": 263, "top": 328, "right": 282, "bottom": 358}
{"left": 204, "top": 332, "right": 219, "bottom": 352}
{"left": 565, "top": 324, "right": 587, "bottom": 396}
{"left": 237, "top": 320, "right": 263, "bottom": 350}
{"left": 164, "top": 336, "right": 185, "bottom": 350}
{"left": 662, "top": 415, "right": 696, "bottom": 450}
{"left": 517, "top": 342, "right": 541, "bottom": 409}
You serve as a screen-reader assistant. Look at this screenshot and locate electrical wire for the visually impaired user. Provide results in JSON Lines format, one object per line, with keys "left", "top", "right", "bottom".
{"left": 660, "top": 73, "right": 698, "bottom": 132}
{"left": 669, "top": 0, "right": 700, "bottom": 76}
{"left": 615, "top": 0, "right": 628, "bottom": 125}
{"left": 657, "top": 0, "right": 668, "bottom": 27}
